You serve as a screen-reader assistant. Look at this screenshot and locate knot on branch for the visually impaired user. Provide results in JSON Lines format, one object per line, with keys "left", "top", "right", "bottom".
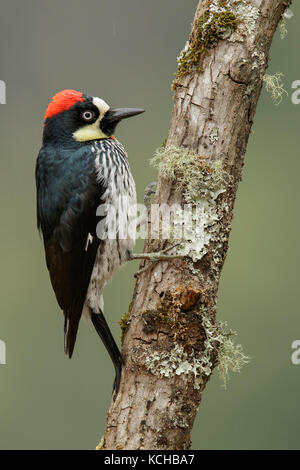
{"left": 138, "top": 286, "right": 250, "bottom": 389}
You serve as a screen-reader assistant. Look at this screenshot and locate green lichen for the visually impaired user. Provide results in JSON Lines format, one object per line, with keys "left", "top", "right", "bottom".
{"left": 95, "top": 436, "right": 104, "bottom": 450}
{"left": 217, "top": 321, "right": 251, "bottom": 387}
{"left": 173, "top": 1, "right": 239, "bottom": 88}
{"left": 150, "top": 145, "right": 228, "bottom": 203}
{"left": 263, "top": 73, "right": 288, "bottom": 105}
{"left": 119, "top": 311, "right": 130, "bottom": 343}
{"left": 280, "top": 17, "right": 288, "bottom": 40}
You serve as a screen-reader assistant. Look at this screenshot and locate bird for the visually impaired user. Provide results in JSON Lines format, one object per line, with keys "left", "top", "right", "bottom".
{"left": 35, "top": 89, "right": 144, "bottom": 395}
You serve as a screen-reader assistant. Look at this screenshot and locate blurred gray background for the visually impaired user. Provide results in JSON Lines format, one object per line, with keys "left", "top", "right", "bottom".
{"left": 0, "top": 0, "right": 299, "bottom": 450}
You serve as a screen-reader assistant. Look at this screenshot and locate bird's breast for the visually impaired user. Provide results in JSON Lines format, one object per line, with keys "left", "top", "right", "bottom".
{"left": 93, "top": 138, "right": 137, "bottom": 246}
{"left": 86, "top": 139, "right": 137, "bottom": 313}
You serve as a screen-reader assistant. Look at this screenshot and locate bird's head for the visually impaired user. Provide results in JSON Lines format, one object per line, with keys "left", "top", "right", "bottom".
{"left": 42, "top": 89, "right": 144, "bottom": 145}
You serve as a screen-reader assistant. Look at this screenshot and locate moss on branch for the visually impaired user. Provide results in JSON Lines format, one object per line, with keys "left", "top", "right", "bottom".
{"left": 172, "top": 0, "right": 239, "bottom": 89}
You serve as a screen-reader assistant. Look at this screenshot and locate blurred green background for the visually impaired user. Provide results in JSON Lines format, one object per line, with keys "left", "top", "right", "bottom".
{"left": 0, "top": 0, "right": 299, "bottom": 450}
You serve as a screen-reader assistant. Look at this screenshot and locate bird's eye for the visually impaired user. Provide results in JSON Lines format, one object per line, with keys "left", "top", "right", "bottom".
{"left": 82, "top": 110, "right": 95, "bottom": 122}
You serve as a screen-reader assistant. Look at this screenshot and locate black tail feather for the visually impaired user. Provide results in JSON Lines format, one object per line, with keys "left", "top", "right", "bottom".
{"left": 91, "top": 310, "right": 123, "bottom": 397}
{"left": 64, "top": 311, "right": 80, "bottom": 359}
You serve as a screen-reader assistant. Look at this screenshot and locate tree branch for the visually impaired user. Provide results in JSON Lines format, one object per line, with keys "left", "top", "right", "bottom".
{"left": 101, "top": 0, "right": 291, "bottom": 450}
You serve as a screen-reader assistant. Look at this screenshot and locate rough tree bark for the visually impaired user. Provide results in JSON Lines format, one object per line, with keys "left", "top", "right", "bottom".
{"left": 102, "top": 0, "right": 291, "bottom": 450}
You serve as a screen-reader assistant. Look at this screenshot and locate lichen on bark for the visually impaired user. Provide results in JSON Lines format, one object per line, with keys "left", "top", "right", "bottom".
{"left": 142, "top": 290, "right": 249, "bottom": 389}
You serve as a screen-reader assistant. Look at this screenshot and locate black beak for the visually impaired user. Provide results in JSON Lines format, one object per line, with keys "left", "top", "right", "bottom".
{"left": 104, "top": 107, "right": 145, "bottom": 123}
{"left": 100, "top": 107, "right": 145, "bottom": 136}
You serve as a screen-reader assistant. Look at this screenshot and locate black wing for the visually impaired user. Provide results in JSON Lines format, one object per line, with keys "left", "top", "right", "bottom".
{"left": 36, "top": 146, "right": 105, "bottom": 357}
{"left": 45, "top": 232, "right": 99, "bottom": 357}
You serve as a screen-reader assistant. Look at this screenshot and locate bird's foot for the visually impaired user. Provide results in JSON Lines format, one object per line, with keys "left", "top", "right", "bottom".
{"left": 112, "top": 354, "right": 123, "bottom": 401}
{"left": 129, "top": 244, "right": 185, "bottom": 277}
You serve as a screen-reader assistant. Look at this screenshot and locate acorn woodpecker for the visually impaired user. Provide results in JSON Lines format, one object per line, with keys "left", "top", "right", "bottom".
{"left": 35, "top": 89, "right": 144, "bottom": 394}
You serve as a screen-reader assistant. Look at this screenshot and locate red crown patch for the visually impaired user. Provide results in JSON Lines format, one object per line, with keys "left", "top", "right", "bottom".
{"left": 44, "top": 90, "right": 85, "bottom": 120}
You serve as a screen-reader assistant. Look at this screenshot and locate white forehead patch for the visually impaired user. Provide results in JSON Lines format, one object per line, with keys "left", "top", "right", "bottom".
{"left": 93, "top": 97, "right": 110, "bottom": 116}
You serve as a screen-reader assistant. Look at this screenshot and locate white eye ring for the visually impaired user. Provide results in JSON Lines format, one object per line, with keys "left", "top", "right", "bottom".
{"left": 82, "top": 110, "right": 95, "bottom": 121}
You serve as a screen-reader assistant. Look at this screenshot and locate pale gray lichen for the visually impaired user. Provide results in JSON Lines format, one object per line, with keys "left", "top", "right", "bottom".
{"left": 251, "top": 49, "right": 265, "bottom": 73}
{"left": 176, "top": 196, "right": 228, "bottom": 264}
{"left": 263, "top": 72, "right": 288, "bottom": 105}
{"left": 229, "top": 1, "right": 259, "bottom": 37}
{"left": 145, "top": 313, "right": 250, "bottom": 389}
{"left": 217, "top": 324, "right": 250, "bottom": 387}
{"left": 150, "top": 145, "right": 231, "bottom": 265}
{"left": 145, "top": 343, "right": 212, "bottom": 390}
{"left": 150, "top": 145, "right": 228, "bottom": 204}
{"left": 283, "top": 8, "right": 294, "bottom": 20}
{"left": 203, "top": 316, "right": 250, "bottom": 388}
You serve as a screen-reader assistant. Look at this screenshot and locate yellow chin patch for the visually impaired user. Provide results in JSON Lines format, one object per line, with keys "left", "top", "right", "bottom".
{"left": 73, "top": 97, "right": 110, "bottom": 142}
{"left": 73, "top": 121, "right": 108, "bottom": 142}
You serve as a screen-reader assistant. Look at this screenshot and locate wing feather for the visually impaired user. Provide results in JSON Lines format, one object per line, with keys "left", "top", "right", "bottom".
{"left": 36, "top": 145, "right": 105, "bottom": 357}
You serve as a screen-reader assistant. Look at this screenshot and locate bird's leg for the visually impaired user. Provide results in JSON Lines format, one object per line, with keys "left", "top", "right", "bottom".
{"left": 130, "top": 252, "right": 185, "bottom": 261}
{"left": 129, "top": 244, "right": 185, "bottom": 277}
{"left": 91, "top": 311, "right": 123, "bottom": 400}
{"left": 130, "top": 242, "right": 182, "bottom": 260}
